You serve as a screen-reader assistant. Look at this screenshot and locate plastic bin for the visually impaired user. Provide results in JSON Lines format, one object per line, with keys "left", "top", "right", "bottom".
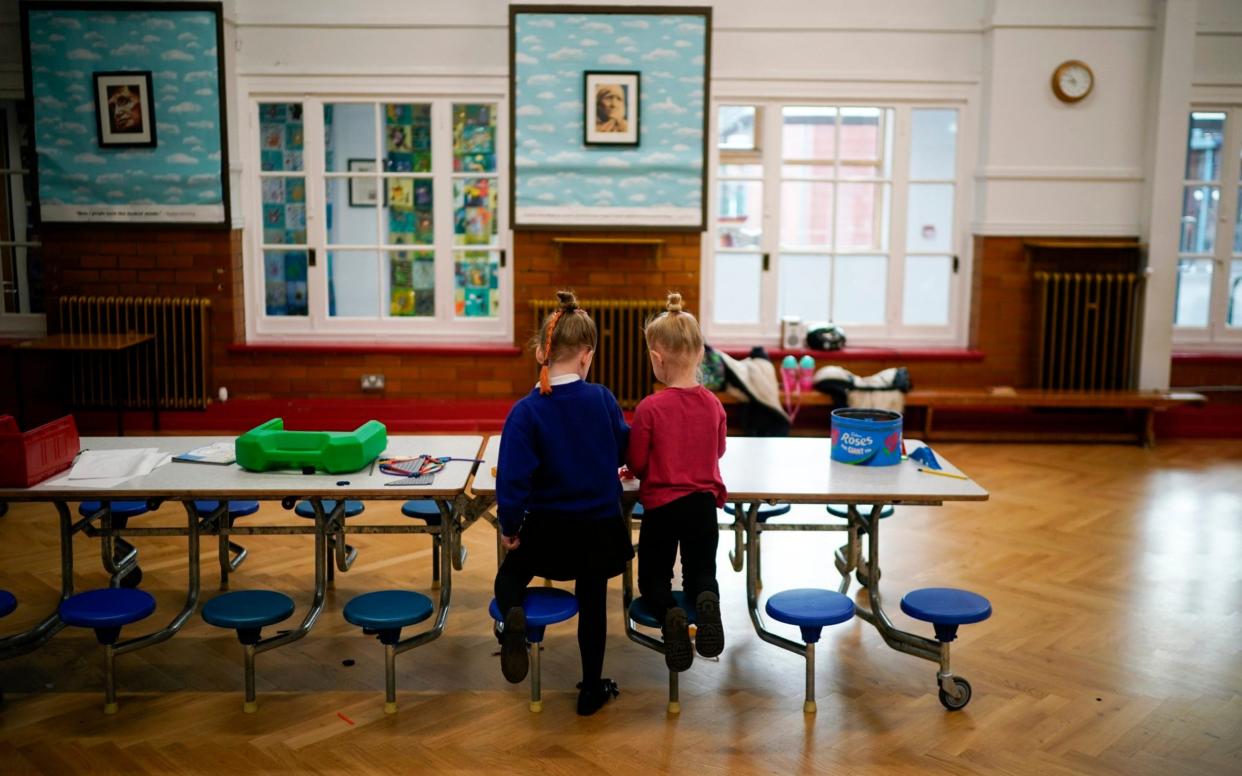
{"left": 235, "top": 418, "right": 387, "bottom": 474}
{"left": 0, "top": 415, "right": 81, "bottom": 487}
{"left": 830, "top": 408, "right": 903, "bottom": 467}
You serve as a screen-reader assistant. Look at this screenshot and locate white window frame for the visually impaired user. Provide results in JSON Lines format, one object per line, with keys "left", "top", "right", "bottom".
{"left": 240, "top": 80, "right": 511, "bottom": 345}
{"left": 702, "top": 95, "right": 975, "bottom": 349}
{"left": 1173, "top": 104, "right": 1242, "bottom": 349}
{"left": 0, "top": 100, "right": 45, "bottom": 337}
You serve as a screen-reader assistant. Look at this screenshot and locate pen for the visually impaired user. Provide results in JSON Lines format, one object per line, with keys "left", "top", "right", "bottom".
{"left": 917, "top": 467, "right": 968, "bottom": 480}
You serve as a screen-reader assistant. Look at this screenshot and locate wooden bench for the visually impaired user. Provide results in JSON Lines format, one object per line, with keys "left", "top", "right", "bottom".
{"left": 716, "top": 388, "right": 1207, "bottom": 446}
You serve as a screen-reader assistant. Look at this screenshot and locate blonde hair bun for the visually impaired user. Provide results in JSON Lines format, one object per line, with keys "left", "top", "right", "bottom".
{"left": 666, "top": 292, "right": 683, "bottom": 313}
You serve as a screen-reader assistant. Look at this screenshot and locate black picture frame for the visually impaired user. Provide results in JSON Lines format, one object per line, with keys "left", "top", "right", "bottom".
{"left": 583, "top": 71, "right": 640, "bottom": 147}
{"left": 18, "top": 1, "right": 232, "bottom": 229}
{"left": 92, "top": 70, "right": 157, "bottom": 148}
{"left": 347, "top": 158, "right": 382, "bottom": 207}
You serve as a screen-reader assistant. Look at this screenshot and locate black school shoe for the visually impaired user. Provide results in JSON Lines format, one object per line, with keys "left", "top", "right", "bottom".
{"left": 500, "top": 607, "right": 529, "bottom": 684}
{"left": 694, "top": 591, "right": 724, "bottom": 658}
{"left": 576, "top": 678, "right": 620, "bottom": 716}
{"left": 662, "top": 607, "right": 694, "bottom": 672}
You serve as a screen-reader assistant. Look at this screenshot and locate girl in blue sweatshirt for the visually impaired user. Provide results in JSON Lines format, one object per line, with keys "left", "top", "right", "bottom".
{"left": 494, "top": 290, "right": 632, "bottom": 716}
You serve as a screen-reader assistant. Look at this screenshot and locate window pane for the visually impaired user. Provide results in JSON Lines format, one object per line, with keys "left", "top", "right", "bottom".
{"left": 261, "top": 176, "right": 306, "bottom": 245}
{"left": 719, "top": 163, "right": 762, "bottom": 177}
{"left": 781, "top": 181, "right": 833, "bottom": 246}
{"left": 910, "top": 109, "right": 958, "bottom": 180}
{"left": 781, "top": 164, "right": 835, "bottom": 179}
{"left": 455, "top": 250, "right": 500, "bottom": 318}
{"left": 839, "top": 108, "right": 882, "bottom": 162}
{"left": 1179, "top": 185, "right": 1219, "bottom": 254}
{"left": 385, "top": 103, "right": 432, "bottom": 173}
{"left": 454, "top": 104, "right": 496, "bottom": 173}
{"left": 779, "top": 253, "right": 830, "bottom": 322}
{"left": 713, "top": 252, "right": 762, "bottom": 323}
{"left": 719, "top": 106, "right": 756, "bottom": 150}
{"left": 1235, "top": 187, "right": 1242, "bottom": 253}
{"left": 385, "top": 178, "right": 432, "bottom": 246}
{"left": 328, "top": 250, "right": 380, "bottom": 317}
{"left": 907, "top": 183, "right": 954, "bottom": 253}
{"left": 833, "top": 254, "right": 886, "bottom": 324}
{"left": 836, "top": 182, "right": 888, "bottom": 251}
{"left": 717, "top": 180, "right": 762, "bottom": 248}
{"left": 1230, "top": 260, "right": 1242, "bottom": 327}
{"left": 264, "top": 250, "right": 308, "bottom": 316}
{"left": 1174, "top": 258, "right": 1213, "bottom": 326}
{"left": 1185, "top": 112, "right": 1225, "bottom": 181}
{"left": 259, "top": 103, "right": 303, "bottom": 172}
{"left": 454, "top": 178, "right": 497, "bottom": 246}
{"left": 326, "top": 177, "right": 378, "bottom": 244}
{"left": 903, "top": 255, "right": 952, "bottom": 325}
{"left": 783, "top": 107, "right": 836, "bottom": 160}
{"left": 324, "top": 103, "right": 375, "bottom": 173}
{"left": 389, "top": 250, "right": 435, "bottom": 317}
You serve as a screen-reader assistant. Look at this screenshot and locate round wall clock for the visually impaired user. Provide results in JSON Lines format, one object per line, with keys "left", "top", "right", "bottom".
{"left": 1052, "top": 60, "right": 1094, "bottom": 103}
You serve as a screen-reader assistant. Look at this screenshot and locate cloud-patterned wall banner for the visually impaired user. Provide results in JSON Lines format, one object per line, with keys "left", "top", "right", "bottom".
{"left": 510, "top": 7, "right": 710, "bottom": 229}
{"left": 24, "top": 4, "right": 228, "bottom": 224}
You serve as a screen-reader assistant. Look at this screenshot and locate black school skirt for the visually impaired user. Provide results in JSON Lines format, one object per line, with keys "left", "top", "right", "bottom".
{"left": 509, "top": 509, "right": 634, "bottom": 581}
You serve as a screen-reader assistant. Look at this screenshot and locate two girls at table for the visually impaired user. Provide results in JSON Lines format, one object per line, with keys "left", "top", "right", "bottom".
{"left": 494, "top": 290, "right": 727, "bottom": 716}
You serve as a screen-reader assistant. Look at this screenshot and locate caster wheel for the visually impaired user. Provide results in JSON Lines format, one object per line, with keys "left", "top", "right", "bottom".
{"left": 938, "top": 677, "right": 972, "bottom": 711}
{"left": 281, "top": 497, "right": 297, "bottom": 511}
{"left": 119, "top": 567, "right": 144, "bottom": 589}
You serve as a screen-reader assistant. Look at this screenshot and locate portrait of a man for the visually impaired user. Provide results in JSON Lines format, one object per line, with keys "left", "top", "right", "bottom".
{"left": 93, "top": 71, "right": 156, "bottom": 148}
{"left": 584, "top": 71, "right": 640, "bottom": 146}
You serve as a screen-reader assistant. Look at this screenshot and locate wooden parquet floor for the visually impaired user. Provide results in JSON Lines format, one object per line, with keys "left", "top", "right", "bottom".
{"left": 1, "top": 441, "right": 1240, "bottom": 775}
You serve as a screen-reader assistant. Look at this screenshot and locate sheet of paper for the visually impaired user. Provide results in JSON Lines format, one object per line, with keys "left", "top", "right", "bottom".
{"left": 70, "top": 449, "right": 160, "bottom": 480}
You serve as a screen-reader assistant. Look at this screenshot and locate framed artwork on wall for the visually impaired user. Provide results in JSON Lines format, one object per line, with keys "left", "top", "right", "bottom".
{"left": 93, "top": 71, "right": 156, "bottom": 148}
{"left": 584, "top": 71, "right": 639, "bottom": 147}
{"left": 509, "top": 5, "right": 712, "bottom": 230}
{"left": 347, "top": 158, "right": 380, "bottom": 206}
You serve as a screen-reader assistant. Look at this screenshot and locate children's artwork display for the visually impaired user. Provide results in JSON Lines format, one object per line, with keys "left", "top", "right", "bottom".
{"left": 509, "top": 6, "right": 710, "bottom": 229}
{"left": 22, "top": 2, "right": 229, "bottom": 224}
{"left": 264, "top": 250, "right": 308, "bottom": 317}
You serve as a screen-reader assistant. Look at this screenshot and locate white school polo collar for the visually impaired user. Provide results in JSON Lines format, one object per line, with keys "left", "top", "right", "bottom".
{"left": 534, "top": 374, "right": 582, "bottom": 389}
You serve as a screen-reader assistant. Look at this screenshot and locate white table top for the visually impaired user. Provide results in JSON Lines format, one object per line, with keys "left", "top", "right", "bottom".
{"left": 469, "top": 435, "right": 985, "bottom": 506}
{"left": 0, "top": 435, "right": 486, "bottom": 501}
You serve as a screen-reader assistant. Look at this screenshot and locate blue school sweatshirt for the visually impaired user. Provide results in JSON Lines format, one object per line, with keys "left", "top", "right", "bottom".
{"left": 496, "top": 379, "right": 629, "bottom": 536}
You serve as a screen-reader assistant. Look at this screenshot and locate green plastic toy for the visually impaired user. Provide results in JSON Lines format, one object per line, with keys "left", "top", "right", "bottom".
{"left": 234, "top": 418, "right": 387, "bottom": 474}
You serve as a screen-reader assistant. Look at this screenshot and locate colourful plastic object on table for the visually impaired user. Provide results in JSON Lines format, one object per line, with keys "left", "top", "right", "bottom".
{"left": 0, "top": 414, "right": 79, "bottom": 488}
{"left": 234, "top": 418, "right": 387, "bottom": 474}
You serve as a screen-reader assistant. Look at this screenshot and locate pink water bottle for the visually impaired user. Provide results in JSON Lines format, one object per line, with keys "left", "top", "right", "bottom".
{"left": 799, "top": 355, "right": 815, "bottom": 392}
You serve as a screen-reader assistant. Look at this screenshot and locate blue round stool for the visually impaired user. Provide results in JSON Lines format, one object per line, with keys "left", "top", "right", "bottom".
{"left": 401, "top": 501, "right": 452, "bottom": 588}
{"left": 201, "top": 590, "right": 296, "bottom": 713}
{"left": 59, "top": 588, "right": 157, "bottom": 714}
{"left": 765, "top": 588, "right": 856, "bottom": 713}
{"left": 0, "top": 589, "right": 15, "bottom": 618}
{"left": 293, "top": 500, "right": 365, "bottom": 583}
{"left": 629, "top": 502, "right": 644, "bottom": 518}
{"left": 628, "top": 590, "right": 697, "bottom": 714}
{"left": 80, "top": 501, "right": 150, "bottom": 588}
{"left": 900, "top": 587, "right": 992, "bottom": 710}
{"left": 723, "top": 502, "right": 791, "bottom": 522}
{"left": 343, "top": 590, "right": 435, "bottom": 714}
{"left": 826, "top": 503, "right": 894, "bottom": 521}
{"left": 195, "top": 501, "right": 261, "bottom": 590}
{"left": 488, "top": 587, "right": 579, "bottom": 712}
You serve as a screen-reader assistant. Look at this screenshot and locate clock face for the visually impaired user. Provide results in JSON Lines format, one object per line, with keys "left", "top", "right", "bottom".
{"left": 1053, "top": 61, "right": 1093, "bottom": 102}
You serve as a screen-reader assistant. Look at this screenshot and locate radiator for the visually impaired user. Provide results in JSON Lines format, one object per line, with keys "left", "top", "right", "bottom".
{"left": 530, "top": 298, "right": 665, "bottom": 409}
{"left": 1033, "top": 272, "right": 1143, "bottom": 390}
{"left": 57, "top": 296, "right": 212, "bottom": 410}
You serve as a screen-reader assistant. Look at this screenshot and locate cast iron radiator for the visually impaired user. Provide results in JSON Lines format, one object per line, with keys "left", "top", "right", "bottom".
{"left": 1033, "top": 272, "right": 1144, "bottom": 390}
{"left": 57, "top": 296, "right": 212, "bottom": 410}
{"left": 529, "top": 298, "right": 665, "bottom": 409}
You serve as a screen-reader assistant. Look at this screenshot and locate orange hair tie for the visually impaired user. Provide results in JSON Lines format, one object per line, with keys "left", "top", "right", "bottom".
{"left": 538, "top": 309, "right": 566, "bottom": 395}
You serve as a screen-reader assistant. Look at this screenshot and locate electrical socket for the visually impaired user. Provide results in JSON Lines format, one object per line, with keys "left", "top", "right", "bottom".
{"left": 360, "top": 373, "right": 386, "bottom": 392}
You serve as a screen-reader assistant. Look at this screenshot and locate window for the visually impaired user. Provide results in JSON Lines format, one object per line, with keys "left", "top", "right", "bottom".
{"left": 0, "top": 100, "right": 44, "bottom": 336}
{"left": 246, "top": 95, "right": 508, "bottom": 342}
{"left": 705, "top": 102, "right": 965, "bottom": 345}
{"left": 1174, "top": 109, "right": 1242, "bottom": 346}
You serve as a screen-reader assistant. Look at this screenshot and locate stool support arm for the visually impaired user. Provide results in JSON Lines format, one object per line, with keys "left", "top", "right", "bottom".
{"left": 115, "top": 504, "right": 202, "bottom": 656}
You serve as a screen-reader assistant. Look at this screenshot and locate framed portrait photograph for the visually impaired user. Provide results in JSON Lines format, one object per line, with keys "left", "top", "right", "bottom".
{"left": 584, "top": 71, "right": 640, "bottom": 147}
{"left": 347, "top": 158, "right": 381, "bottom": 207}
{"left": 92, "top": 71, "right": 156, "bottom": 148}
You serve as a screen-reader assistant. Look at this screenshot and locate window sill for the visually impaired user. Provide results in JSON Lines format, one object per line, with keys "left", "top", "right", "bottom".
{"left": 1172, "top": 351, "right": 1242, "bottom": 364}
{"left": 717, "top": 346, "right": 985, "bottom": 362}
{"left": 229, "top": 342, "right": 522, "bottom": 357}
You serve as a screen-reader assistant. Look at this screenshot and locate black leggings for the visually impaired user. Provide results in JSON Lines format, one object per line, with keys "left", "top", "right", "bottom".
{"left": 637, "top": 491, "right": 720, "bottom": 615}
{"left": 495, "top": 555, "right": 609, "bottom": 688}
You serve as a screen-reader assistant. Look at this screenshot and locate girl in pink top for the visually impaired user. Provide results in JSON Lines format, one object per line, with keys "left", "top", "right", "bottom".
{"left": 626, "top": 292, "right": 727, "bottom": 672}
